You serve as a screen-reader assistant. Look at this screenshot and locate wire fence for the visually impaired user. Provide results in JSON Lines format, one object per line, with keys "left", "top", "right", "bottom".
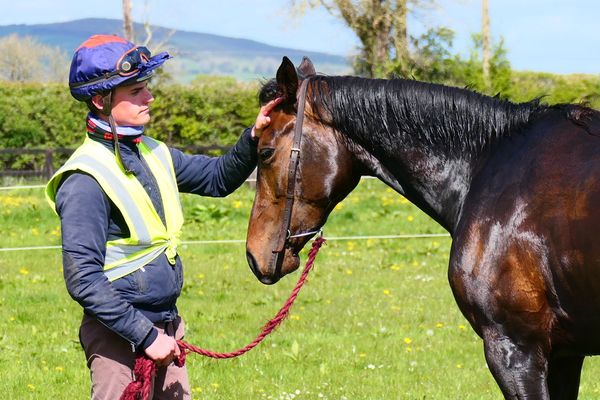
{"left": 0, "top": 145, "right": 232, "bottom": 182}
{"left": 0, "top": 177, "right": 449, "bottom": 253}
{"left": 0, "top": 233, "right": 450, "bottom": 253}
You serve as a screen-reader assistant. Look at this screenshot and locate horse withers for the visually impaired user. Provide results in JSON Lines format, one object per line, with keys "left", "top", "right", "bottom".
{"left": 245, "top": 56, "right": 600, "bottom": 399}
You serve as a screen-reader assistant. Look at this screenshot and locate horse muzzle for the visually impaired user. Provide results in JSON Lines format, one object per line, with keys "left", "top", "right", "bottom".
{"left": 246, "top": 248, "right": 300, "bottom": 285}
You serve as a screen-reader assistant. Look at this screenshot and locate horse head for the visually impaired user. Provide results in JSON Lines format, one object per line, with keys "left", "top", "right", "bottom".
{"left": 245, "top": 57, "right": 361, "bottom": 284}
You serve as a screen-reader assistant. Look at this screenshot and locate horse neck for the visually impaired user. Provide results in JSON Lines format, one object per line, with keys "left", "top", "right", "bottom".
{"left": 319, "top": 77, "right": 540, "bottom": 233}
{"left": 349, "top": 132, "right": 476, "bottom": 233}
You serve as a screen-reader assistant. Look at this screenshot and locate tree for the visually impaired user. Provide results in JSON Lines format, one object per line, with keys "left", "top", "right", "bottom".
{"left": 481, "top": 0, "right": 490, "bottom": 90}
{"left": 0, "top": 34, "right": 68, "bottom": 83}
{"left": 292, "top": 0, "right": 435, "bottom": 78}
{"left": 449, "top": 33, "right": 512, "bottom": 95}
{"left": 121, "top": 0, "right": 174, "bottom": 52}
{"left": 123, "top": 0, "right": 134, "bottom": 41}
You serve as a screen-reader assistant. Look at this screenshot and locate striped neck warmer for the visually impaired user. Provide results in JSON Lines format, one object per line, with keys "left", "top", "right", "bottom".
{"left": 86, "top": 113, "right": 145, "bottom": 142}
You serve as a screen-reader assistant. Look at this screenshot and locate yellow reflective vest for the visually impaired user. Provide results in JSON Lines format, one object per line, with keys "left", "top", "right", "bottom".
{"left": 46, "top": 136, "right": 184, "bottom": 281}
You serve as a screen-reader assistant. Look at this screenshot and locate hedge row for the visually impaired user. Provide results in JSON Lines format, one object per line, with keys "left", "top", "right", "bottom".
{"left": 2, "top": 71, "right": 600, "bottom": 153}
{"left": 0, "top": 76, "right": 260, "bottom": 152}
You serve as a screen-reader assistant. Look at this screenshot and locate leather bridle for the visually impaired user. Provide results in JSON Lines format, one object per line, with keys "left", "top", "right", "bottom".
{"left": 267, "top": 77, "right": 321, "bottom": 276}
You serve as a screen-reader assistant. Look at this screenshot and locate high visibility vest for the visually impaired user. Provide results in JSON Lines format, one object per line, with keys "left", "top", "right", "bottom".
{"left": 46, "top": 136, "right": 184, "bottom": 282}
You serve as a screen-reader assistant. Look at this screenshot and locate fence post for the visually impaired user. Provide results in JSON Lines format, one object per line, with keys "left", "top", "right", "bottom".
{"left": 44, "top": 149, "right": 54, "bottom": 180}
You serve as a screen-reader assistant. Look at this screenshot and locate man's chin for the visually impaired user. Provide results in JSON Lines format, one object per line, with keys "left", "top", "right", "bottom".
{"left": 138, "top": 114, "right": 151, "bottom": 124}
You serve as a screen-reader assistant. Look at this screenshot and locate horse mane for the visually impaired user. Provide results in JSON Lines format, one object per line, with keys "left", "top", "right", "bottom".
{"left": 309, "top": 76, "right": 551, "bottom": 157}
{"left": 259, "top": 75, "right": 597, "bottom": 157}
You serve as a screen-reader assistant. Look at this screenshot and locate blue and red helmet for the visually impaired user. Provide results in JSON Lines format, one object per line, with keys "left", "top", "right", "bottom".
{"left": 69, "top": 34, "right": 171, "bottom": 101}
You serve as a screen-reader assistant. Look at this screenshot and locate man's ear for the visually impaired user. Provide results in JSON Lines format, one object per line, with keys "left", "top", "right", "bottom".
{"left": 91, "top": 94, "right": 105, "bottom": 112}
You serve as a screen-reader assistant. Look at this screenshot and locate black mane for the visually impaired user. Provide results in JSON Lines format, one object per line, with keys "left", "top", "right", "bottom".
{"left": 309, "top": 76, "right": 548, "bottom": 157}
{"left": 259, "top": 75, "right": 597, "bottom": 158}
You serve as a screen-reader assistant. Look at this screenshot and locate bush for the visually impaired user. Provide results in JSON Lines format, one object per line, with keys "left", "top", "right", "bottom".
{"left": 149, "top": 75, "right": 259, "bottom": 147}
{"left": 506, "top": 71, "right": 600, "bottom": 107}
{"left": 0, "top": 76, "right": 259, "bottom": 150}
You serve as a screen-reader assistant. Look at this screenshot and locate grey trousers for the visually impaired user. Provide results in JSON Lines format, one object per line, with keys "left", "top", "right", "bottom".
{"left": 79, "top": 314, "right": 191, "bottom": 400}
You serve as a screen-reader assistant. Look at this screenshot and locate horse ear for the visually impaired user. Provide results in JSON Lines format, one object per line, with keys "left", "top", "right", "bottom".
{"left": 298, "top": 56, "right": 316, "bottom": 77}
{"left": 276, "top": 56, "right": 299, "bottom": 107}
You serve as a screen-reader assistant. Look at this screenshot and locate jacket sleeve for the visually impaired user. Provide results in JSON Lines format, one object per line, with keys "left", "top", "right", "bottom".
{"left": 56, "top": 172, "right": 157, "bottom": 351}
{"left": 170, "top": 127, "right": 258, "bottom": 196}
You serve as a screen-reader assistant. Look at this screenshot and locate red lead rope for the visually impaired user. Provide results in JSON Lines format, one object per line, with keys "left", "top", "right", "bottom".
{"left": 120, "top": 236, "right": 326, "bottom": 400}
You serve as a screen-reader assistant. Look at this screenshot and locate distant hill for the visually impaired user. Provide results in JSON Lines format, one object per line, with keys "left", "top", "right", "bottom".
{"left": 0, "top": 18, "right": 352, "bottom": 82}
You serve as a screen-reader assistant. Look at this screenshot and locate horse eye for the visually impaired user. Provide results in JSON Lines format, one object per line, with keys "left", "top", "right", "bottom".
{"left": 259, "top": 148, "right": 275, "bottom": 162}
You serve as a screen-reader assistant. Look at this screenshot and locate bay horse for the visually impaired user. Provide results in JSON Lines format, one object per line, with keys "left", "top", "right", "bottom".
{"left": 245, "top": 56, "right": 600, "bottom": 399}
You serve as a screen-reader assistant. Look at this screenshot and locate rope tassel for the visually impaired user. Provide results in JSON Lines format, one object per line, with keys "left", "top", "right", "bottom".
{"left": 120, "top": 236, "right": 326, "bottom": 400}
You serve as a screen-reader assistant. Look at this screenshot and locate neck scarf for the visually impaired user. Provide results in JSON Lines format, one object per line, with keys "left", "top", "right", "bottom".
{"left": 86, "top": 113, "right": 144, "bottom": 143}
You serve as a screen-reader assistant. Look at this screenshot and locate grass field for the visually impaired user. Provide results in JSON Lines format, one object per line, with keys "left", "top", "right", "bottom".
{"left": 1, "top": 179, "right": 599, "bottom": 399}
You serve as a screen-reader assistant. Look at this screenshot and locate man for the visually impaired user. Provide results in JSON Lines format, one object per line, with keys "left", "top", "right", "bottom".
{"left": 45, "top": 34, "right": 281, "bottom": 399}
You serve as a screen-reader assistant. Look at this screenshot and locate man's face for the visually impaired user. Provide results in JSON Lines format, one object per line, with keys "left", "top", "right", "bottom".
{"left": 109, "top": 81, "right": 154, "bottom": 126}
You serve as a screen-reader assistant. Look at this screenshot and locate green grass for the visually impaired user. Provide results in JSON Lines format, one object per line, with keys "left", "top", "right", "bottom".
{"left": 1, "top": 179, "right": 599, "bottom": 399}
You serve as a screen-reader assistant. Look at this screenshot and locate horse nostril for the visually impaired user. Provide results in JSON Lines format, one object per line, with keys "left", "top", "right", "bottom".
{"left": 246, "top": 250, "right": 277, "bottom": 285}
{"left": 246, "top": 251, "right": 259, "bottom": 277}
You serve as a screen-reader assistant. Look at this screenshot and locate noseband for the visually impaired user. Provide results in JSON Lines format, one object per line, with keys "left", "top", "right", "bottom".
{"left": 268, "top": 77, "right": 321, "bottom": 276}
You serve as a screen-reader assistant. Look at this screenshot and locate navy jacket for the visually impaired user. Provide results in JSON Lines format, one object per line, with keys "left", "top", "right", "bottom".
{"left": 55, "top": 128, "right": 257, "bottom": 351}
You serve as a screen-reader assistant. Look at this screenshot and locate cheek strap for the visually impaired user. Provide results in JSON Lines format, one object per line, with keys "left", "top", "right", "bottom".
{"left": 102, "top": 91, "right": 132, "bottom": 174}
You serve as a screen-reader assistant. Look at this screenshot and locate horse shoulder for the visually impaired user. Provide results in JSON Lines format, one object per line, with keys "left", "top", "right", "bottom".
{"left": 448, "top": 113, "right": 600, "bottom": 347}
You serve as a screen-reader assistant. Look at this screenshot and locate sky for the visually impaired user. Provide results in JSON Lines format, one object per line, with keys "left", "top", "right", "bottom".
{"left": 1, "top": 0, "right": 599, "bottom": 75}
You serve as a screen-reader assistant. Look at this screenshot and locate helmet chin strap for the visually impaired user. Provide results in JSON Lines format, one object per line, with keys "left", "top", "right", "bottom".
{"left": 102, "top": 91, "right": 132, "bottom": 174}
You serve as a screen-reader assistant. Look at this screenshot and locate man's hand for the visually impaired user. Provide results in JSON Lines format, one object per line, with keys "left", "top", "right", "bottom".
{"left": 144, "top": 332, "right": 180, "bottom": 366}
{"left": 251, "top": 97, "right": 284, "bottom": 139}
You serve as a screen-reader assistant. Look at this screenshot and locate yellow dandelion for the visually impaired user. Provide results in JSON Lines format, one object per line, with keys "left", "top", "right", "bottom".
{"left": 435, "top": 323, "right": 444, "bottom": 328}
{"left": 404, "top": 337, "right": 412, "bottom": 344}
{"left": 55, "top": 366, "right": 64, "bottom": 372}
{"left": 390, "top": 264, "right": 400, "bottom": 271}
{"left": 19, "top": 268, "right": 29, "bottom": 275}
{"left": 458, "top": 325, "right": 466, "bottom": 330}
{"left": 400, "top": 197, "right": 409, "bottom": 204}
{"left": 456, "top": 363, "right": 463, "bottom": 369}
{"left": 359, "top": 353, "right": 367, "bottom": 358}
{"left": 233, "top": 200, "right": 242, "bottom": 209}
{"left": 346, "top": 241, "right": 356, "bottom": 251}
{"left": 290, "top": 315, "right": 301, "bottom": 321}
{"left": 31, "top": 228, "right": 40, "bottom": 236}
{"left": 407, "top": 215, "right": 414, "bottom": 222}
{"left": 192, "top": 387, "right": 203, "bottom": 393}
{"left": 345, "top": 269, "right": 353, "bottom": 275}
{"left": 211, "top": 383, "right": 220, "bottom": 389}
{"left": 405, "top": 347, "right": 412, "bottom": 352}
{"left": 383, "top": 289, "right": 391, "bottom": 295}
{"left": 27, "top": 384, "right": 35, "bottom": 390}
{"left": 334, "top": 202, "right": 345, "bottom": 210}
